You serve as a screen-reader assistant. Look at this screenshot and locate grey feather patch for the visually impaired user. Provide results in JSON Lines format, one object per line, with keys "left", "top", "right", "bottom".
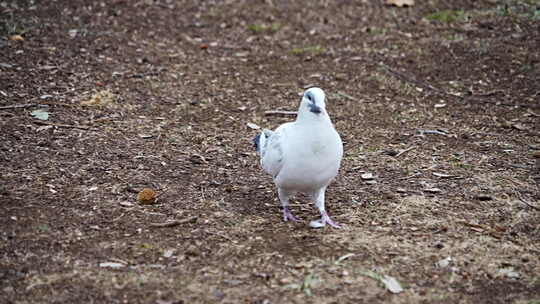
{"left": 253, "top": 133, "right": 262, "bottom": 152}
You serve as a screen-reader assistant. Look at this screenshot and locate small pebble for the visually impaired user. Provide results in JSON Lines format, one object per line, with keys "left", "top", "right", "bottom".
{"left": 137, "top": 188, "right": 157, "bottom": 205}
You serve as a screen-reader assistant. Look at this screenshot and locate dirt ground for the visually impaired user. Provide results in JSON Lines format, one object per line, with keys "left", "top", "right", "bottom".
{"left": 1, "top": 0, "right": 539, "bottom": 303}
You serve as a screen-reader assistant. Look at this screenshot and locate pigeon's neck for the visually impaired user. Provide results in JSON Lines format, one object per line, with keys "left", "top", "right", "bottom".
{"left": 296, "top": 110, "right": 332, "bottom": 126}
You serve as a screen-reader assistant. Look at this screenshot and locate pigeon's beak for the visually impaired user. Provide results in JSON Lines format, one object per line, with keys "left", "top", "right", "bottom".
{"left": 308, "top": 103, "right": 322, "bottom": 114}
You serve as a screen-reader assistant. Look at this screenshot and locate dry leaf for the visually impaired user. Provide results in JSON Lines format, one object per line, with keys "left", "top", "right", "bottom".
{"left": 361, "top": 271, "right": 404, "bottom": 293}
{"left": 9, "top": 35, "right": 24, "bottom": 41}
{"left": 381, "top": 275, "right": 404, "bottom": 293}
{"left": 512, "top": 123, "right": 528, "bottom": 131}
{"left": 385, "top": 0, "right": 415, "bottom": 7}
{"left": 498, "top": 267, "right": 520, "bottom": 279}
{"left": 30, "top": 109, "right": 49, "bottom": 120}
{"left": 81, "top": 90, "right": 116, "bottom": 107}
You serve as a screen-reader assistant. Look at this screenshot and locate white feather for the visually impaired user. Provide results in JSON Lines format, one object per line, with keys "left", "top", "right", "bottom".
{"left": 255, "top": 87, "right": 343, "bottom": 228}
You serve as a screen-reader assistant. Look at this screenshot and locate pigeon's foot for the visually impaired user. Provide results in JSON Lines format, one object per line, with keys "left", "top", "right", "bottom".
{"left": 309, "top": 211, "right": 341, "bottom": 229}
{"left": 309, "top": 219, "right": 325, "bottom": 228}
{"left": 282, "top": 207, "right": 299, "bottom": 222}
{"left": 323, "top": 216, "right": 341, "bottom": 228}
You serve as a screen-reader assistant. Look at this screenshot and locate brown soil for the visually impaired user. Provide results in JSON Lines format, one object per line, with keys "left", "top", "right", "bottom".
{"left": 1, "top": 0, "right": 539, "bottom": 303}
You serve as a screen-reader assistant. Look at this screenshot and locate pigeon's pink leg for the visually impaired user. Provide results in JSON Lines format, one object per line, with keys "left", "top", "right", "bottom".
{"left": 314, "top": 187, "right": 341, "bottom": 229}
{"left": 282, "top": 206, "right": 300, "bottom": 222}
{"left": 278, "top": 188, "right": 299, "bottom": 222}
{"left": 321, "top": 211, "right": 341, "bottom": 228}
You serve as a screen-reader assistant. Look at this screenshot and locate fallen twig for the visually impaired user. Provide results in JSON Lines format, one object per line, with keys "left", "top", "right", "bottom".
{"left": 516, "top": 194, "right": 540, "bottom": 211}
{"left": 149, "top": 216, "right": 198, "bottom": 228}
{"left": 527, "top": 109, "right": 540, "bottom": 117}
{"left": 378, "top": 60, "right": 539, "bottom": 110}
{"left": 458, "top": 221, "right": 505, "bottom": 239}
{"left": 418, "top": 129, "right": 448, "bottom": 136}
{"left": 395, "top": 146, "right": 416, "bottom": 158}
{"left": 33, "top": 120, "right": 96, "bottom": 131}
{"left": 112, "top": 212, "right": 126, "bottom": 222}
{"left": 336, "top": 92, "right": 357, "bottom": 101}
{"left": 398, "top": 172, "right": 422, "bottom": 180}
{"left": 207, "top": 231, "right": 234, "bottom": 242}
{"left": 0, "top": 103, "right": 35, "bottom": 110}
{"left": 379, "top": 63, "right": 449, "bottom": 96}
{"left": 156, "top": 187, "right": 168, "bottom": 200}
{"left": 264, "top": 110, "right": 297, "bottom": 116}
{"left": 474, "top": 89, "right": 505, "bottom": 97}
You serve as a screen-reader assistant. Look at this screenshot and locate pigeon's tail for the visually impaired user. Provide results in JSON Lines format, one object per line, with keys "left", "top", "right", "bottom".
{"left": 253, "top": 133, "right": 262, "bottom": 152}
{"left": 253, "top": 129, "right": 272, "bottom": 154}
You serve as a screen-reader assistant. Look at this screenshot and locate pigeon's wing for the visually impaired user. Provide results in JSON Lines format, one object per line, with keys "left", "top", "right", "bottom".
{"left": 260, "top": 123, "right": 292, "bottom": 178}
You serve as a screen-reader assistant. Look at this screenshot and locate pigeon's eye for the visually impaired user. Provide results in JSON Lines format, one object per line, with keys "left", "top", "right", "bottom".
{"left": 306, "top": 94, "right": 312, "bottom": 101}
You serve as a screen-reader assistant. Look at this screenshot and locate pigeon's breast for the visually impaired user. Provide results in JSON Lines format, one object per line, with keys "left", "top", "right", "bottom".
{"left": 275, "top": 131, "right": 343, "bottom": 192}
{"left": 275, "top": 165, "right": 340, "bottom": 192}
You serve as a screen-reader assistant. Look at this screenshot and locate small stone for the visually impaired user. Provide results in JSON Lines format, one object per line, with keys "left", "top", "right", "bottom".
{"left": 382, "top": 149, "right": 398, "bottom": 156}
{"left": 3, "top": 286, "right": 14, "bottom": 293}
{"left": 213, "top": 290, "right": 225, "bottom": 300}
{"left": 137, "top": 188, "right": 157, "bottom": 205}
{"left": 246, "top": 122, "right": 260, "bottom": 130}
{"left": 163, "top": 249, "right": 175, "bottom": 258}
{"left": 335, "top": 73, "right": 347, "bottom": 81}
{"left": 473, "top": 194, "right": 492, "bottom": 201}
{"left": 68, "top": 29, "right": 78, "bottom": 38}
{"left": 436, "top": 257, "right": 452, "bottom": 268}
{"left": 361, "top": 173, "right": 374, "bottom": 180}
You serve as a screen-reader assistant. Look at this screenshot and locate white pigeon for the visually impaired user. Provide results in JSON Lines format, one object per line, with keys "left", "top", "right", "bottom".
{"left": 253, "top": 87, "right": 343, "bottom": 228}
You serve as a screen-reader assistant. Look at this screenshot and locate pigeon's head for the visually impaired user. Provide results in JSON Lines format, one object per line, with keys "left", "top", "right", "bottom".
{"left": 300, "top": 87, "right": 326, "bottom": 115}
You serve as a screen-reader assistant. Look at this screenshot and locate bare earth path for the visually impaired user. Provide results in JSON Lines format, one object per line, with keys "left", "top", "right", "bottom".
{"left": 1, "top": 0, "right": 539, "bottom": 303}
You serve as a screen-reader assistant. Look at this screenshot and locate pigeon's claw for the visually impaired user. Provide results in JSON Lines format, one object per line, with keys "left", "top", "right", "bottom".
{"left": 310, "top": 211, "right": 341, "bottom": 229}
{"left": 282, "top": 207, "right": 300, "bottom": 222}
{"left": 323, "top": 215, "right": 341, "bottom": 229}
